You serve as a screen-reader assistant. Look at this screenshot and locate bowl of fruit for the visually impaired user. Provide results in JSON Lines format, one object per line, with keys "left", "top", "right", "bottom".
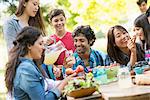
{"left": 63, "top": 73, "right": 100, "bottom": 98}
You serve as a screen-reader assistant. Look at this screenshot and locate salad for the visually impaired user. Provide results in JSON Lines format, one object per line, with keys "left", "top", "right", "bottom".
{"left": 63, "top": 73, "right": 100, "bottom": 96}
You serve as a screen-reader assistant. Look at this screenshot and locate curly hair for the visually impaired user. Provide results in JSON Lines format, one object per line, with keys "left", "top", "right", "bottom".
{"left": 72, "top": 25, "right": 96, "bottom": 46}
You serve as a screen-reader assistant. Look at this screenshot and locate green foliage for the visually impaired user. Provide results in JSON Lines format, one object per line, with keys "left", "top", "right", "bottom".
{"left": 57, "top": 0, "right": 71, "bottom": 7}
{"left": 56, "top": 0, "right": 128, "bottom": 36}
{"left": 1, "top": 0, "right": 17, "bottom": 15}
{"left": 1, "top": 0, "right": 138, "bottom": 37}
{"left": 7, "top": 4, "right": 17, "bottom": 15}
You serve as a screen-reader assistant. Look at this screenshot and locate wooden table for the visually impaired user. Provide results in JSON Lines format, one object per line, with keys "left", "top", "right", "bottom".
{"left": 67, "top": 93, "right": 102, "bottom": 100}
{"left": 67, "top": 82, "right": 150, "bottom": 100}
{"left": 100, "top": 82, "right": 150, "bottom": 100}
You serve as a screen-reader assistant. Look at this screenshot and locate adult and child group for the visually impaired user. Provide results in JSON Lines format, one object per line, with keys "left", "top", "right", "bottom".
{"left": 2, "top": 0, "right": 150, "bottom": 99}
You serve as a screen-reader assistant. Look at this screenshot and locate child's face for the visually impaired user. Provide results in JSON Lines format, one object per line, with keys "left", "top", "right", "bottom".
{"left": 139, "top": 1, "right": 147, "bottom": 13}
{"left": 24, "top": 0, "right": 39, "bottom": 17}
{"left": 51, "top": 14, "right": 66, "bottom": 32}
{"left": 134, "top": 27, "right": 145, "bottom": 40}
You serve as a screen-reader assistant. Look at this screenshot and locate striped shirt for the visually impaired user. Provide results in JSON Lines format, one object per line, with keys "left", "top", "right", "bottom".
{"left": 72, "top": 49, "right": 110, "bottom": 73}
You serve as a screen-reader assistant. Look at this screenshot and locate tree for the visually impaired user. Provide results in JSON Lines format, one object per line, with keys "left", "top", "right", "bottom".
{"left": 1, "top": 0, "right": 143, "bottom": 37}
{"left": 56, "top": 0, "right": 128, "bottom": 37}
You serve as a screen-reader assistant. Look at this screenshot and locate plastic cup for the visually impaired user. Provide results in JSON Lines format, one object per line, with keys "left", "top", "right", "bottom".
{"left": 134, "top": 67, "right": 144, "bottom": 75}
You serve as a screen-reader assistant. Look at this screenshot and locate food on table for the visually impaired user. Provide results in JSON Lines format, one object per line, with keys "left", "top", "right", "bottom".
{"left": 135, "top": 74, "right": 150, "bottom": 85}
{"left": 75, "top": 65, "right": 84, "bottom": 73}
{"left": 66, "top": 68, "right": 74, "bottom": 75}
{"left": 65, "top": 65, "right": 84, "bottom": 75}
{"left": 63, "top": 73, "right": 100, "bottom": 97}
{"left": 105, "top": 66, "right": 119, "bottom": 79}
{"left": 132, "top": 61, "right": 150, "bottom": 74}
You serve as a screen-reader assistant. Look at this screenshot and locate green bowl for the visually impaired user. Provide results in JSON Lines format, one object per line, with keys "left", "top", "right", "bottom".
{"left": 106, "top": 66, "right": 119, "bottom": 79}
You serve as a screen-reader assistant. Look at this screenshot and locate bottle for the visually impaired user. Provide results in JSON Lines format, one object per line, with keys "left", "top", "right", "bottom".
{"left": 118, "top": 66, "right": 133, "bottom": 88}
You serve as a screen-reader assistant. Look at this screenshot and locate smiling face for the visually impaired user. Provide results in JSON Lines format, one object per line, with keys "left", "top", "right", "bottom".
{"left": 74, "top": 34, "right": 91, "bottom": 55}
{"left": 24, "top": 0, "right": 39, "bottom": 17}
{"left": 134, "top": 27, "right": 145, "bottom": 40}
{"left": 139, "top": 1, "right": 147, "bottom": 13}
{"left": 113, "top": 28, "right": 130, "bottom": 49}
{"left": 29, "top": 35, "right": 44, "bottom": 59}
{"left": 51, "top": 14, "right": 66, "bottom": 32}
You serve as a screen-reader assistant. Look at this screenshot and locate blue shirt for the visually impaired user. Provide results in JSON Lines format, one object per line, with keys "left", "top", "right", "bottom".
{"left": 13, "top": 57, "right": 61, "bottom": 100}
{"left": 72, "top": 49, "right": 110, "bottom": 73}
{"left": 3, "top": 15, "right": 24, "bottom": 52}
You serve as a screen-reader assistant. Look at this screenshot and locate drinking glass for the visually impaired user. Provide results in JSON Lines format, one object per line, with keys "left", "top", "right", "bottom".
{"left": 118, "top": 67, "right": 133, "bottom": 88}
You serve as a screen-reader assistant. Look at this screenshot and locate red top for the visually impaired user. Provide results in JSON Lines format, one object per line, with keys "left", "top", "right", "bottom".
{"left": 50, "top": 32, "right": 75, "bottom": 65}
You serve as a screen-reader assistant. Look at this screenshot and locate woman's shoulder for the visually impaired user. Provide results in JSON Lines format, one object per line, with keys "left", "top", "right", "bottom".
{"left": 17, "top": 58, "right": 37, "bottom": 74}
{"left": 3, "top": 14, "right": 19, "bottom": 30}
{"left": 4, "top": 14, "right": 18, "bottom": 24}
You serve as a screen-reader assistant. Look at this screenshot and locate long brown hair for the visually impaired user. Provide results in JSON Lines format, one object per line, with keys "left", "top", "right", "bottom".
{"left": 107, "top": 25, "right": 129, "bottom": 65}
{"left": 5, "top": 26, "right": 44, "bottom": 94}
{"left": 15, "top": 0, "right": 46, "bottom": 36}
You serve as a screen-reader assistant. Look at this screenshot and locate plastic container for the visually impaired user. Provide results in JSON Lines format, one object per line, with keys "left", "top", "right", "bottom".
{"left": 118, "top": 67, "right": 133, "bottom": 88}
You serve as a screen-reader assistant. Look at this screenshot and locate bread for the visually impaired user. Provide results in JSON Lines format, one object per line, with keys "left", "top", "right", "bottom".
{"left": 135, "top": 74, "right": 150, "bottom": 85}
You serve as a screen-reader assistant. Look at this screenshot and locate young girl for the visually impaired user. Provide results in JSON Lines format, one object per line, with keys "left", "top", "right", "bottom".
{"left": 134, "top": 14, "right": 150, "bottom": 63}
{"left": 3, "top": 0, "right": 45, "bottom": 53}
{"left": 107, "top": 25, "right": 144, "bottom": 70}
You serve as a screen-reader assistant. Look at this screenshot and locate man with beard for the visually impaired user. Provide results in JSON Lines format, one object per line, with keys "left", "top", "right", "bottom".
{"left": 72, "top": 25, "right": 109, "bottom": 73}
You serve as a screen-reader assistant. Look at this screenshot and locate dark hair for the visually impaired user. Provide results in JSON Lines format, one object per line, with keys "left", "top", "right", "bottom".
{"left": 137, "top": 0, "right": 147, "bottom": 5}
{"left": 15, "top": 0, "right": 46, "bottom": 35}
{"left": 107, "top": 25, "right": 129, "bottom": 65}
{"left": 134, "top": 14, "right": 144, "bottom": 27}
{"left": 48, "top": 9, "right": 66, "bottom": 22}
{"left": 134, "top": 14, "right": 150, "bottom": 49}
{"left": 72, "top": 25, "right": 96, "bottom": 46}
{"left": 5, "top": 26, "right": 42, "bottom": 93}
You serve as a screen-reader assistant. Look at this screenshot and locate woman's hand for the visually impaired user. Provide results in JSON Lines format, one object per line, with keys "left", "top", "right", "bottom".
{"left": 43, "top": 36, "right": 54, "bottom": 46}
{"left": 63, "top": 50, "right": 75, "bottom": 68}
{"left": 127, "top": 35, "right": 136, "bottom": 53}
{"left": 127, "top": 35, "right": 137, "bottom": 67}
{"left": 57, "top": 73, "right": 77, "bottom": 93}
{"left": 53, "top": 65, "right": 62, "bottom": 78}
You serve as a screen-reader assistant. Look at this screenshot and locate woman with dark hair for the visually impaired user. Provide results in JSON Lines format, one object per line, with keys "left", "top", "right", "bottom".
{"left": 134, "top": 14, "right": 146, "bottom": 49}
{"left": 5, "top": 26, "right": 76, "bottom": 100}
{"left": 3, "top": 0, "right": 46, "bottom": 53}
{"left": 107, "top": 25, "right": 144, "bottom": 69}
{"left": 134, "top": 13, "right": 150, "bottom": 62}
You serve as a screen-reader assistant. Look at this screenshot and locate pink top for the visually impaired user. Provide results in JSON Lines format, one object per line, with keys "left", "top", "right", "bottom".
{"left": 50, "top": 32, "right": 75, "bottom": 65}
